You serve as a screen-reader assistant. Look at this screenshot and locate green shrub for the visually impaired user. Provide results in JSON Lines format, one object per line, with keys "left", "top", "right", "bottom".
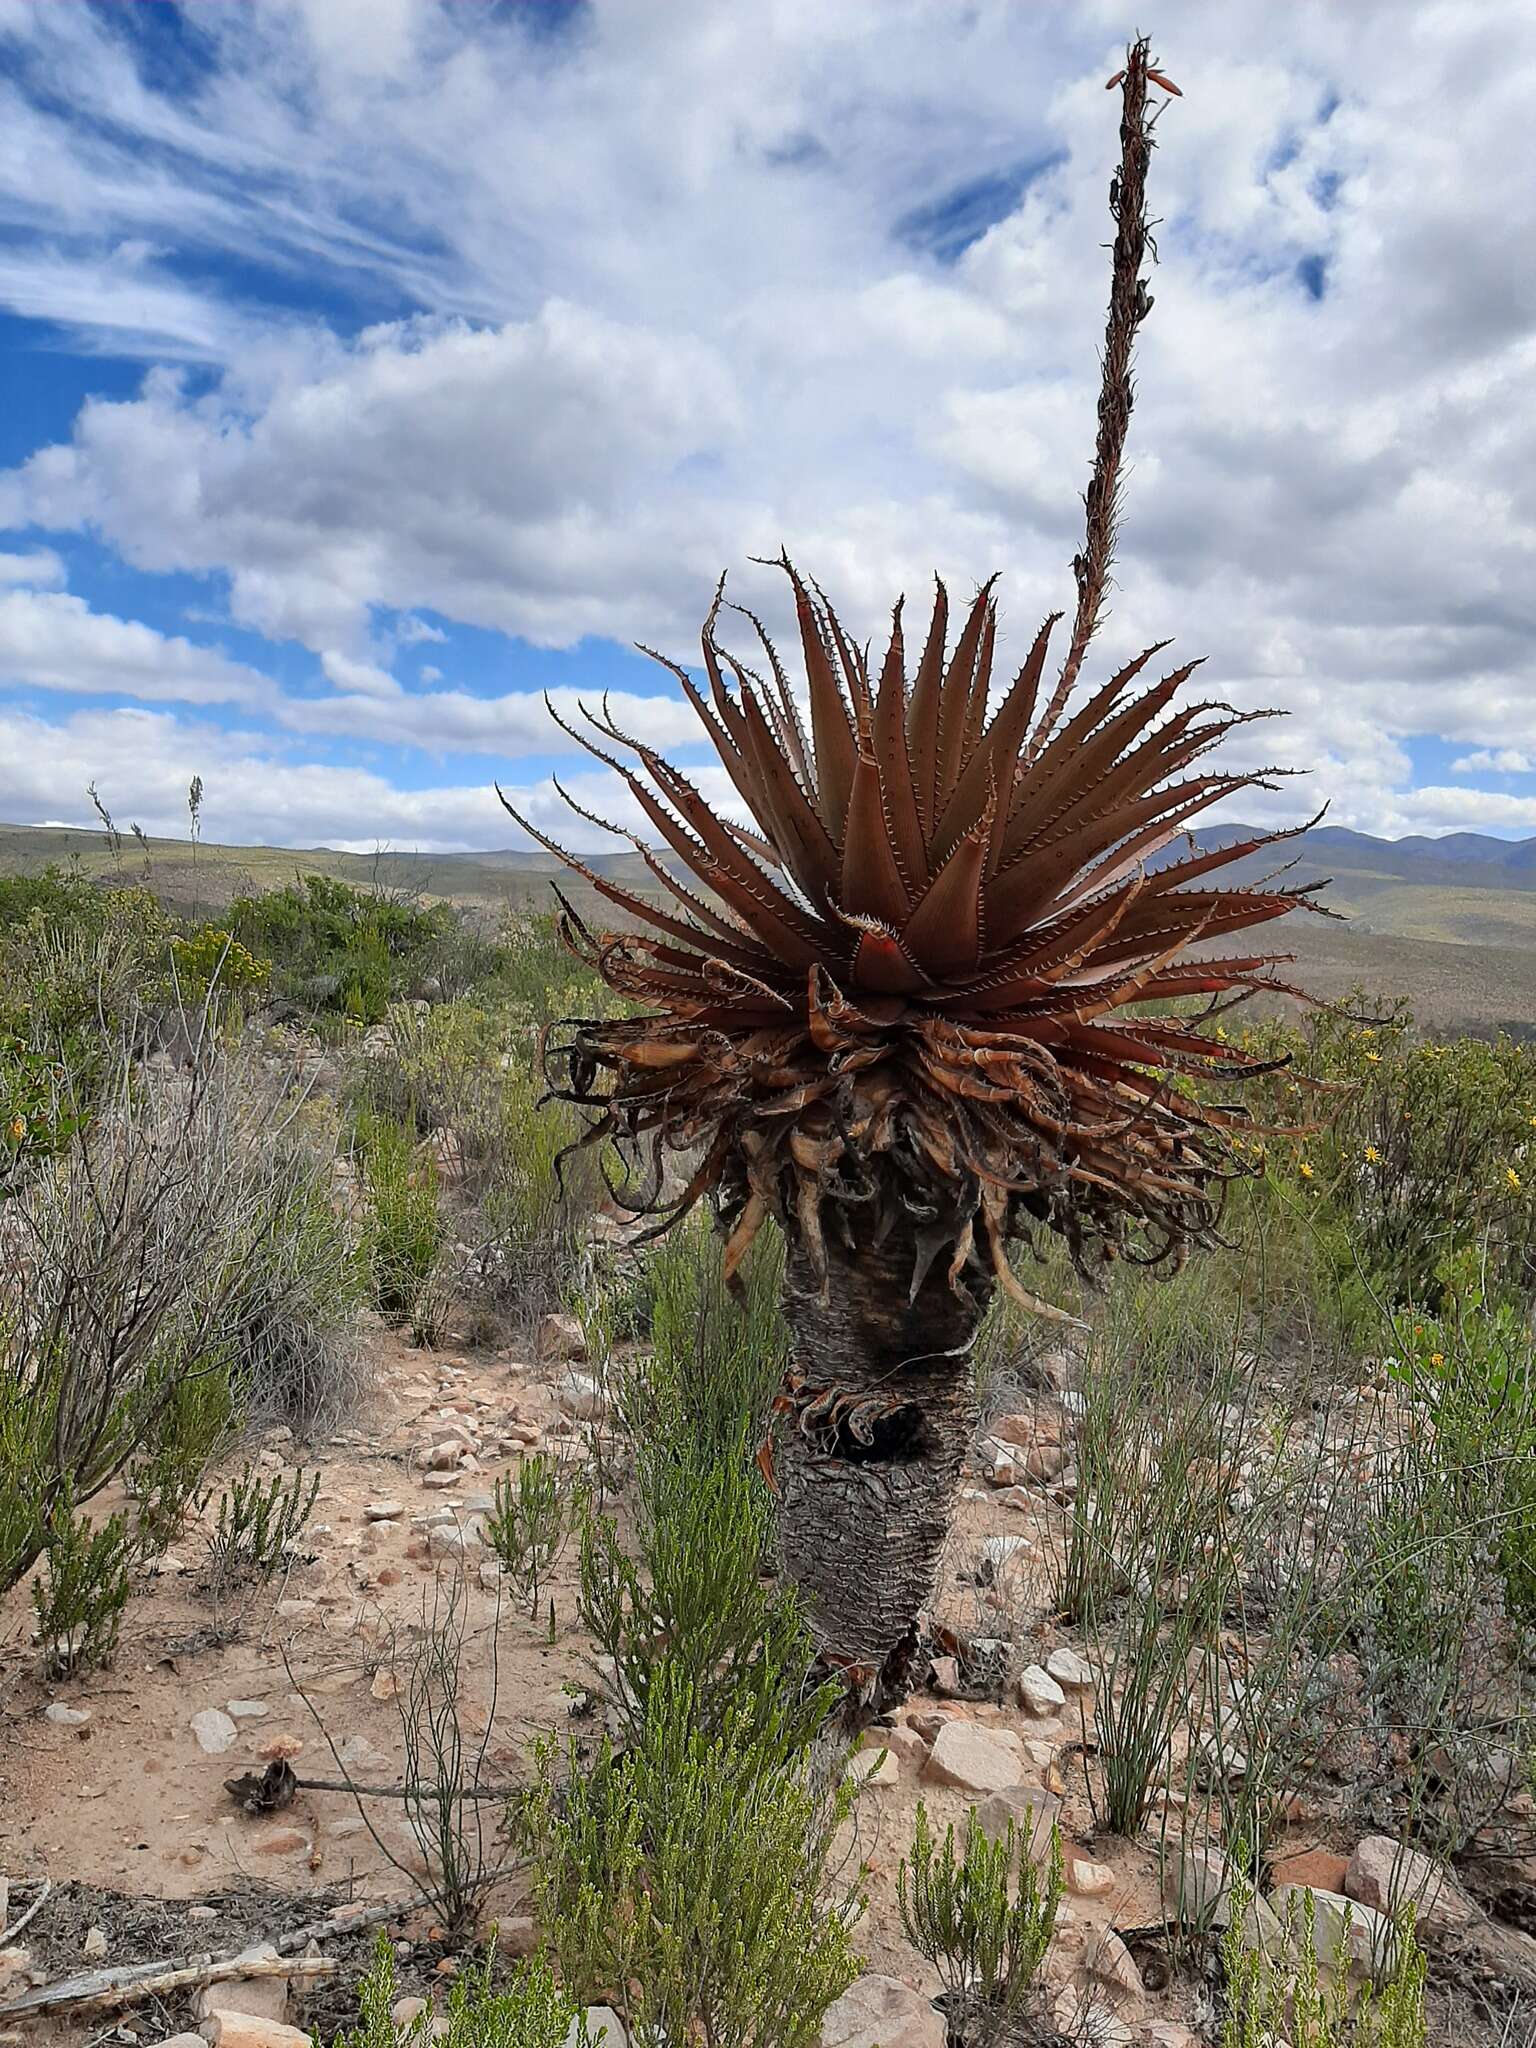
{"left": 579, "top": 1434, "right": 830, "bottom": 1755}
{"left": 621, "top": 1220, "right": 787, "bottom": 1474}
{"left": 169, "top": 926, "right": 271, "bottom": 1002}
{"left": 356, "top": 1110, "right": 445, "bottom": 1327}
{"left": 525, "top": 1661, "right": 860, "bottom": 2048}
{"left": 228, "top": 1137, "right": 366, "bottom": 1432}
{"left": 127, "top": 1362, "right": 236, "bottom": 1559}
{"left": 485, "top": 1453, "right": 576, "bottom": 1616}
{"left": 1245, "top": 1001, "right": 1536, "bottom": 1317}
{"left": 202, "top": 1463, "right": 320, "bottom": 1589}
{"left": 1221, "top": 1884, "right": 1426, "bottom": 2047}
{"left": 229, "top": 874, "right": 489, "bottom": 1020}
{"left": 0, "top": 1035, "right": 80, "bottom": 1197}
{"left": 898, "top": 1802, "right": 1063, "bottom": 2044}
{"left": 31, "top": 1502, "right": 134, "bottom": 1676}
{"left": 336, "top": 1931, "right": 593, "bottom": 2048}
{"left": 354, "top": 999, "right": 598, "bottom": 1332}
{"left": 1390, "top": 1302, "right": 1536, "bottom": 1626}
{"left": 0, "top": 1030, "right": 298, "bottom": 1597}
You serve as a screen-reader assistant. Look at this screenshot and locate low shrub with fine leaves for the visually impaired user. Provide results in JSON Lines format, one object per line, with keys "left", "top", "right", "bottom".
{"left": 525, "top": 1662, "right": 859, "bottom": 2048}
{"left": 335, "top": 1931, "right": 593, "bottom": 2048}
{"left": 898, "top": 1802, "right": 1063, "bottom": 2044}
{"left": 1221, "top": 1884, "right": 1426, "bottom": 2048}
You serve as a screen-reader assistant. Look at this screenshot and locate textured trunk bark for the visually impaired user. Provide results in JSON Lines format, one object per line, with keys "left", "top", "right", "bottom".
{"left": 773, "top": 1217, "right": 990, "bottom": 1721}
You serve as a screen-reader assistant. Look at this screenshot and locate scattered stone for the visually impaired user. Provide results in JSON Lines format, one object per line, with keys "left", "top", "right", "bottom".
{"left": 1344, "top": 1834, "right": 1478, "bottom": 1938}
{"left": 569, "top": 2009, "right": 626, "bottom": 2047}
{"left": 188, "top": 1906, "right": 219, "bottom": 1922}
{"left": 848, "top": 1745, "right": 901, "bottom": 1788}
{"left": 539, "top": 1313, "right": 587, "bottom": 1364}
{"left": 494, "top": 1917, "right": 540, "bottom": 1958}
{"left": 150, "top": 2035, "right": 208, "bottom": 2048}
{"left": 554, "top": 1371, "right": 604, "bottom": 1422}
{"left": 199, "top": 2013, "right": 311, "bottom": 2047}
{"left": 1024, "top": 1444, "right": 1069, "bottom": 1484}
{"left": 978, "top": 1437, "right": 1024, "bottom": 1486}
{"left": 1063, "top": 1845, "right": 1116, "bottom": 1898}
{"left": 1165, "top": 1843, "right": 1284, "bottom": 1949}
{"left": 428, "top": 1523, "right": 481, "bottom": 1560}
{"left": 420, "top": 1472, "right": 460, "bottom": 1491}
{"left": 1269, "top": 1846, "right": 1350, "bottom": 1896}
{"left": 391, "top": 1999, "right": 428, "bottom": 2029}
{"left": 929, "top": 1655, "right": 963, "bottom": 1697}
{"left": 1269, "top": 1884, "right": 1398, "bottom": 1985}
{"left": 1045, "top": 1646, "right": 1094, "bottom": 1690}
{"left": 974, "top": 1534, "right": 1034, "bottom": 1583}
{"left": 44, "top": 1702, "right": 91, "bottom": 1727}
{"left": 253, "top": 1828, "right": 309, "bottom": 1858}
{"left": 975, "top": 1784, "right": 1063, "bottom": 1855}
{"left": 988, "top": 1412, "right": 1039, "bottom": 1448}
{"left": 866, "top": 1723, "right": 928, "bottom": 1768}
{"left": 819, "top": 1974, "right": 945, "bottom": 2047}
{"left": 364, "top": 1501, "right": 405, "bottom": 1522}
{"left": 1089, "top": 1929, "right": 1144, "bottom": 2002}
{"left": 191, "top": 1709, "right": 239, "bottom": 1756}
{"left": 423, "top": 1441, "right": 460, "bottom": 1472}
{"left": 1140, "top": 2027, "right": 1201, "bottom": 2048}
{"left": 923, "top": 1719, "right": 1027, "bottom": 1794}
{"left": 370, "top": 1669, "right": 399, "bottom": 1702}
{"left": 82, "top": 1926, "right": 108, "bottom": 1960}
{"left": 1016, "top": 1664, "right": 1067, "bottom": 1716}
{"left": 226, "top": 1700, "right": 270, "bottom": 1720}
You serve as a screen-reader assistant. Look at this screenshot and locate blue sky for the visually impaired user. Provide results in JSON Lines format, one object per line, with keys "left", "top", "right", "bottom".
{"left": 0, "top": 0, "right": 1533, "bottom": 852}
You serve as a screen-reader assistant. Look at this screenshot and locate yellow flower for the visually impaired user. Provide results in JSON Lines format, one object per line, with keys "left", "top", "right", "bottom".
{"left": 1360, "top": 1027, "right": 1376, "bottom": 1039}
{"left": 1364, "top": 1051, "right": 1381, "bottom": 1064}
{"left": 1528, "top": 1115, "right": 1536, "bottom": 1129}
{"left": 1364, "top": 1145, "right": 1380, "bottom": 1164}
{"left": 1299, "top": 1161, "right": 1315, "bottom": 1180}
{"left": 6, "top": 1115, "right": 24, "bottom": 1143}
{"left": 1430, "top": 1351, "right": 1445, "bottom": 1368}
{"left": 1507, "top": 1168, "right": 1522, "bottom": 1191}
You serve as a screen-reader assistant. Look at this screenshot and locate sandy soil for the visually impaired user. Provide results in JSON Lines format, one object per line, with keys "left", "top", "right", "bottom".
{"left": 2, "top": 1325, "right": 1520, "bottom": 2047}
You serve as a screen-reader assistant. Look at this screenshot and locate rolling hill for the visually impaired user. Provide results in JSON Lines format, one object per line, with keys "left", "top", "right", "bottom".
{"left": 2, "top": 817, "right": 1534, "bottom": 1036}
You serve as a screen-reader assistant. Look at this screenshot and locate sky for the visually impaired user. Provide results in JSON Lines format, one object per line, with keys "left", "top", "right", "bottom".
{"left": 0, "top": 0, "right": 1533, "bottom": 856}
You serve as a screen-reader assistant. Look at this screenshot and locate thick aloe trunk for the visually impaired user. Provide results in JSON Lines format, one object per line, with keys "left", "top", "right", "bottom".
{"left": 773, "top": 1218, "right": 990, "bottom": 1720}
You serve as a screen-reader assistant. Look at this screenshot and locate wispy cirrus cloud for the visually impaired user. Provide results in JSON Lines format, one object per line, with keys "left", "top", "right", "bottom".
{"left": 0, "top": 0, "right": 1529, "bottom": 851}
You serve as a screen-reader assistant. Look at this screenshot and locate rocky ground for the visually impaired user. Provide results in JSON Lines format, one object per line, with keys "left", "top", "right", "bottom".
{"left": 3, "top": 1316, "right": 1535, "bottom": 2048}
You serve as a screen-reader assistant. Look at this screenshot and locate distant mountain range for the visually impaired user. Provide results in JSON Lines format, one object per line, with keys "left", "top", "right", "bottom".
{"left": 3, "top": 817, "right": 1535, "bottom": 1034}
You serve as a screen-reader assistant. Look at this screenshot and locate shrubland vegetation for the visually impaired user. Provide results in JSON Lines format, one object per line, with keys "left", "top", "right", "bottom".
{"left": 2, "top": 833, "right": 1532, "bottom": 2043}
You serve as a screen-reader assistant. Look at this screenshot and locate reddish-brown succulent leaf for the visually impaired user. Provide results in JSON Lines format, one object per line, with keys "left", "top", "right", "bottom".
{"left": 871, "top": 600, "right": 928, "bottom": 891}
{"left": 906, "top": 577, "right": 950, "bottom": 833}
{"left": 781, "top": 557, "right": 857, "bottom": 830}
{"left": 841, "top": 746, "right": 914, "bottom": 925}
{"left": 934, "top": 579, "right": 999, "bottom": 813}
{"left": 931, "top": 612, "right": 1058, "bottom": 873}
{"left": 900, "top": 810, "right": 991, "bottom": 980}
{"left": 496, "top": 789, "right": 780, "bottom": 974}
{"left": 847, "top": 919, "right": 928, "bottom": 995}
